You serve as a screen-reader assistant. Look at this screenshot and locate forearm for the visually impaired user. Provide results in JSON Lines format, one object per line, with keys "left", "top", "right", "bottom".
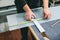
{"left": 23, "top": 4, "right": 32, "bottom": 12}
{"left": 43, "top": 0, "right": 49, "bottom": 8}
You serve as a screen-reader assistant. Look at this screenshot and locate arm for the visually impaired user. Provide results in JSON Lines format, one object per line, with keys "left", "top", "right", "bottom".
{"left": 15, "top": 0, "right": 36, "bottom": 20}
{"left": 43, "top": 0, "right": 49, "bottom": 8}
{"left": 43, "top": 0, "right": 51, "bottom": 19}
{"left": 20, "top": 0, "right": 36, "bottom": 20}
{"left": 23, "top": 4, "right": 36, "bottom": 20}
{"left": 23, "top": 4, "right": 32, "bottom": 13}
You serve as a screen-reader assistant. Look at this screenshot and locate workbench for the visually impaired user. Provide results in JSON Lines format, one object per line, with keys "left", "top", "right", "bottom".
{"left": 0, "top": 6, "right": 60, "bottom": 40}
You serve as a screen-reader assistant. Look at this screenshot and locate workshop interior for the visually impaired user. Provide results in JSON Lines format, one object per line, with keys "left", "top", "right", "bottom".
{"left": 0, "top": 0, "right": 60, "bottom": 40}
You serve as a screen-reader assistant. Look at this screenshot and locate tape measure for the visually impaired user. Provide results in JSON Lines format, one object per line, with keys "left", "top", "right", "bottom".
{"left": 10, "top": 18, "right": 43, "bottom": 27}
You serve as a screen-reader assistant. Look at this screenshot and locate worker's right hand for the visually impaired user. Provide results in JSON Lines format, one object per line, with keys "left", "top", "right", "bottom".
{"left": 25, "top": 11, "right": 36, "bottom": 21}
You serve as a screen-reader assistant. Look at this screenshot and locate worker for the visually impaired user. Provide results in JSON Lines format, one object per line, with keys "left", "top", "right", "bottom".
{"left": 0, "top": 0, "right": 51, "bottom": 40}
{"left": 14, "top": 0, "right": 51, "bottom": 40}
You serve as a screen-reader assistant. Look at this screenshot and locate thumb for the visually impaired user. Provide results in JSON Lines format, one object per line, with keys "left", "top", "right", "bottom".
{"left": 32, "top": 14, "right": 36, "bottom": 19}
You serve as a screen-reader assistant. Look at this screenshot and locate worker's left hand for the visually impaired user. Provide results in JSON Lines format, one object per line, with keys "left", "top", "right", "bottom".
{"left": 43, "top": 8, "right": 51, "bottom": 19}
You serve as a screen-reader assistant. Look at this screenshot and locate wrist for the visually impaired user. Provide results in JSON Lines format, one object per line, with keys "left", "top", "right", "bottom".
{"left": 26, "top": 9, "right": 32, "bottom": 13}
{"left": 43, "top": 6, "right": 49, "bottom": 9}
{"left": 43, "top": 7, "right": 49, "bottom": 10}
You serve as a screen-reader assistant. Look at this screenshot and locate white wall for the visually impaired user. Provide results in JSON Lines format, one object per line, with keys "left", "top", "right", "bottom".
{"left": 0, "top": 0, "right": 15, "bottom": 7}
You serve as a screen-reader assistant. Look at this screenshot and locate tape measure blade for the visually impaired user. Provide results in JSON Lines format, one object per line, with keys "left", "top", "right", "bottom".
{"left": 32, "top": 19, "right": 45, "bottom": 33}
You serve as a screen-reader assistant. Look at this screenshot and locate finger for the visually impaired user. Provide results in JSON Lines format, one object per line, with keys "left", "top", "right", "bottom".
{"left": 47, "top": 11, "right": 51, "bottom": 19}
{"left": 48, "top": 13, "right": 51, "bottom": 19}
{"left": 28, "top": 15, "right": 32, "bottom": 21}
{"left": 43, "top": 13, "right": 48, "bottom": 19}
{"left": 47, "top": 14, "right": 50, "bottom": 19}
{"left": 32, "top": 14, "right": 36, "bottom": 19}
{"left": 25, "top": 14, "right": 30, "bottom": 20}
{"left": 44, "top": 13, "right": 48, "bottom": 19}
{"left": 43, "top": 12, "right": 45, "bottom": 18}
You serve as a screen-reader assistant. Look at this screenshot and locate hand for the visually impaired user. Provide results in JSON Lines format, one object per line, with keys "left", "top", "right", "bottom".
{"left": 43, "top": 8, "right": 51, "bottom": 19}
{"left": 25, "top": 11, "right": 36, "bottom": 20}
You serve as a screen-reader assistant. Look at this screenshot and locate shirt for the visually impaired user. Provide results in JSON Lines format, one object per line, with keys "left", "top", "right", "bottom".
{"left": 14, "top": 0, "right": 43, "bottom": 13}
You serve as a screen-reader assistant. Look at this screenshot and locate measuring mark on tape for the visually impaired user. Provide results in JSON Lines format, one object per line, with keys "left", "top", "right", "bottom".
{"left": 10, "top": 18, "right": 43, "bottom": 27}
